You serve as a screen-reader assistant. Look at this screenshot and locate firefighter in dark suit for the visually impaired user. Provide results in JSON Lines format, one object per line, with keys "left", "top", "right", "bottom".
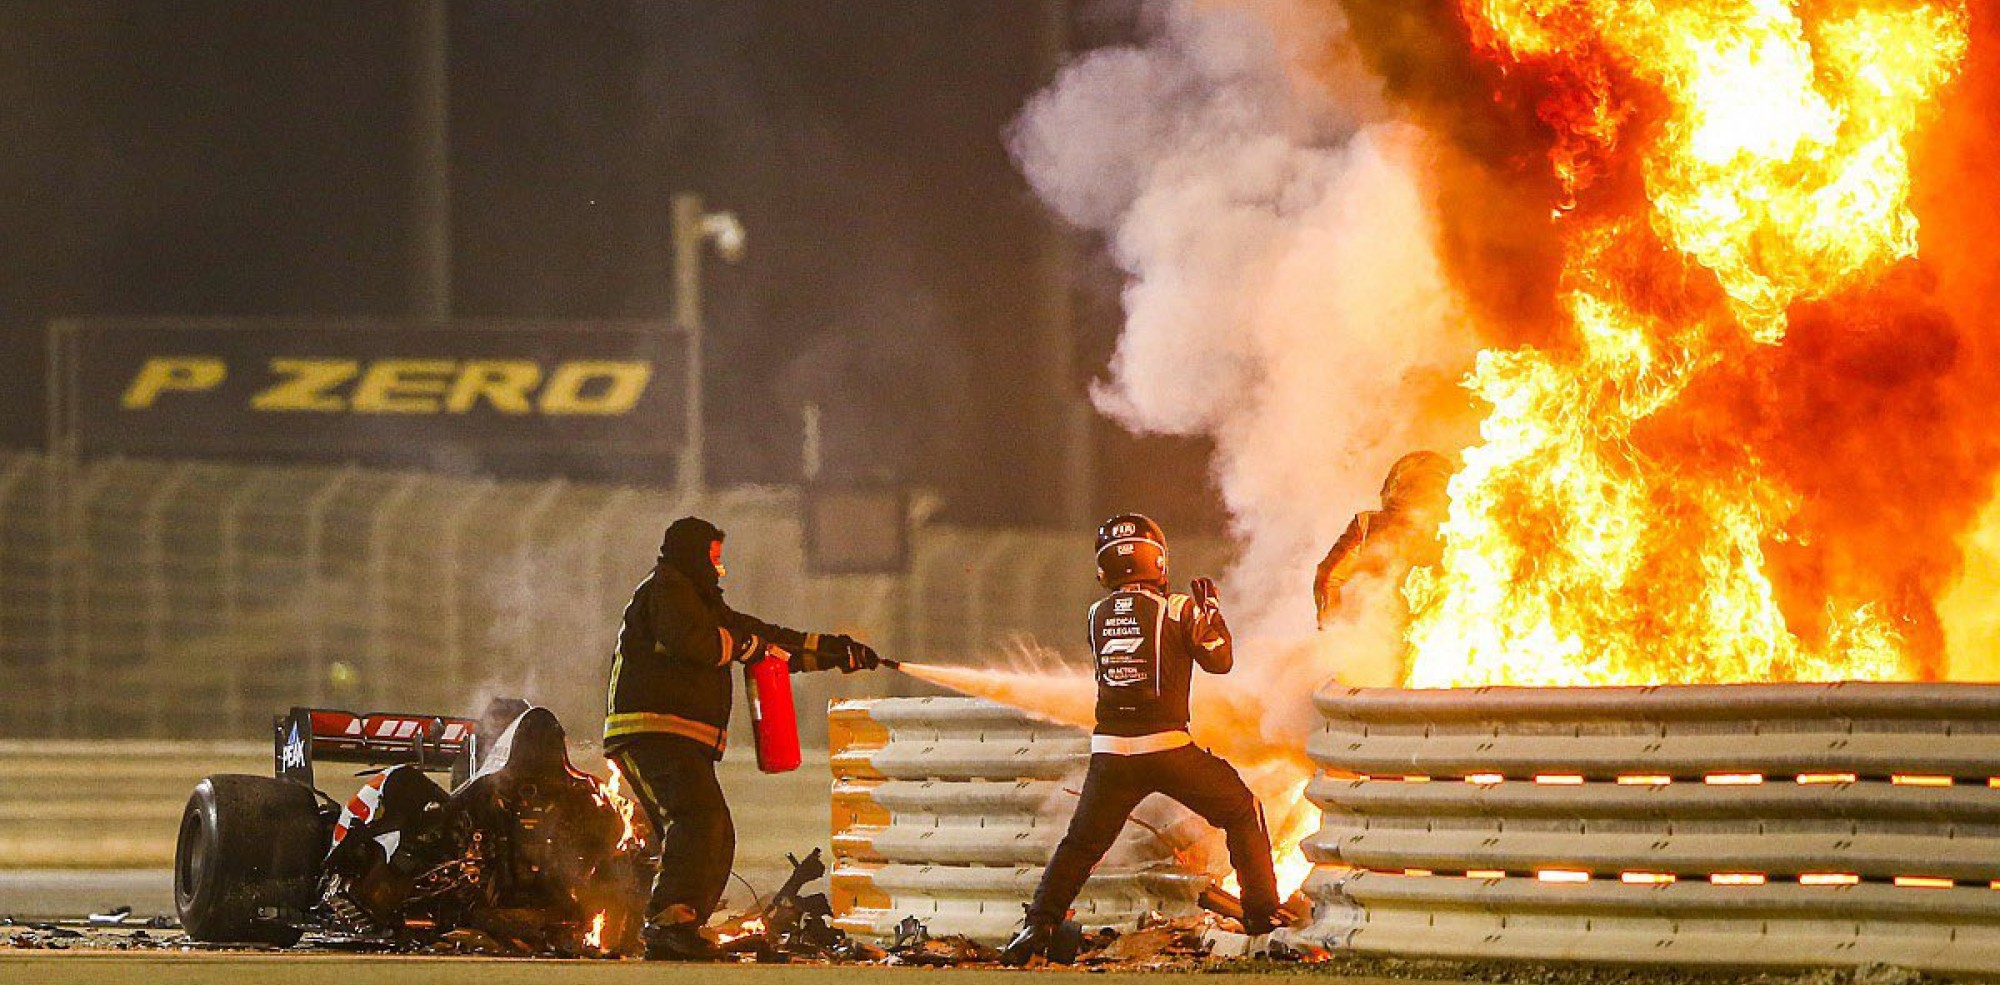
{"left": 604, "top": 516, "right": 879, "bottom": 961}
{"left": 1001, "top": 513, "right": 1279, "bottom": 965}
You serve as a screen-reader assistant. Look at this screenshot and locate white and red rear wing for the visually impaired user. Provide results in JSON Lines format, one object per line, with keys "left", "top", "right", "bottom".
{"left": 303, "top": 709, "right": 474, "bottom": 759}
{"left": 277, "top": 706, "right": 478, "bottom": 788}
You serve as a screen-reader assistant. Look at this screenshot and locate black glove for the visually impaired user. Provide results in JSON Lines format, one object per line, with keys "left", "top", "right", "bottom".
{"left": 844, "top": 637, "right": 883, "bottom": 673}
{"left": 820, "top": 634, "right": 880, "bottom": 674}
{"left": 1190, "top": 577, "right": 1221, "bottom": 611}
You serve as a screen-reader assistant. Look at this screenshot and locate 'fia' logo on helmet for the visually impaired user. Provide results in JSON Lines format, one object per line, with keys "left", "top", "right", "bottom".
{"left": 1113, "top": 522, "right": 1136, "bottom": 537}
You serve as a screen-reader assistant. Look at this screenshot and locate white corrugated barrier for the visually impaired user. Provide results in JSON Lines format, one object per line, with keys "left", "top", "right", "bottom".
{"left": 828, "top": 696, "right": 1214, "bottom": 943}
{"left": 1301, "top": 682, "right": 2000, "bottom": 974}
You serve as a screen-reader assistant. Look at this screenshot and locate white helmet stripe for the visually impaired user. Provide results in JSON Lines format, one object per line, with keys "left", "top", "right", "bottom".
{"left": 1095, "top": 536, "right": 1166, "bottom": 559}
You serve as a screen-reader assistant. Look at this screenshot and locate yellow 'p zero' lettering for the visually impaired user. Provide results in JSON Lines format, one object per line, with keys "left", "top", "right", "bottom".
{"left": 120, "top": 357, "right": 227, "bottom": 409}
{"left": 539, "top": 361, "right": 652, "bottom": 415}
{"left": 352, "top": 359, "right": 456, "bottom": 413}
{"left": 252, "top": 359, "right": 357, "bottom": 412}
{"left": 446, "top": 360, "right": 541, "bottom": 414}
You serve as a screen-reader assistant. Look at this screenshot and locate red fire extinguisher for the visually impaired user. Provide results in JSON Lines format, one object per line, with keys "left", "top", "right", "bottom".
{"left": 745, "top": 651, "right": 801, "bottom": 774}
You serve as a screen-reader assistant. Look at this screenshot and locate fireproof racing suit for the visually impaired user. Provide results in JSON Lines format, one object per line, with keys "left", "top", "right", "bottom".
{"left": 1023, "top": 583, "right": 1280, "bottom": 933}
{"left": 603, "top": 517, "right": 861, "bottom": 931}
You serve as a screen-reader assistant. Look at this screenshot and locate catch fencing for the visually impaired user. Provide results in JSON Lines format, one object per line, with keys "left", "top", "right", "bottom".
{"left": 827, "top": 696, "right": 1214, "bottom": 943}
{"left": 1300, "top": 682, "right": 2000, "bottom": 974}
{"left": 0, "top": 450, "right": 1225, "bottom": 743}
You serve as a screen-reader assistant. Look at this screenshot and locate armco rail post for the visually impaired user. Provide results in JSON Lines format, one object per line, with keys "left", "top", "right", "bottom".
{"left": 1300, "top": 682, "right": 2000, "bottom": 975}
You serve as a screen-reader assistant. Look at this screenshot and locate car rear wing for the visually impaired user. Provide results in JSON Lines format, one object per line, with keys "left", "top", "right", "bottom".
{"left": 275, "top": 706, "right": 479, "bottom": 790}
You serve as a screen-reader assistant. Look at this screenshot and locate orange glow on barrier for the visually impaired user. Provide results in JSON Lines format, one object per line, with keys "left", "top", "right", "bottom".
{"left": 1534, "top": 774, "right": 1585, "bottom": 785}
{"left": 1800, "top": 873, "right": 1861, "bottom": 886}
{"left": 1402, "top": 775, "right": 1433, "bottom": 784}
{"left": 1797, "top": 773, "right": 1858, "bottom": 785}
{"left": 1711, "top": 873, "right": 1768, "bottom": 886}
{"left": 1466, "top": 773, "right": 1506, "bottom": 785}
{"left": 1617, "top": 775, "right": 1673, "bottom": 786}
{"left": 1892, "top": 775, "right": 1953, "bottom": 787}
{"left": 1468, "top": 869, "right": 1507, "bottom": 880}
{"left": 1704, "top": 773, "right": 1764, "bottom": 785}
{"left": 1404, "top": 868, "right": 1435, "bottom": 877}
{"left": 1621, "top": 871, "right": 1677, "bottom": 885}
{"left": 1537, "top": 869, "right": 1591, "bottom": 883}
{"left": 1896, "top": 876, "right": 1956, "bottom": 888}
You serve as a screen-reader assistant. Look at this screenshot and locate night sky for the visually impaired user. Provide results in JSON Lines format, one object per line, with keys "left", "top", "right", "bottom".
{"left": 0, "top": 1, "right": 1221, "bottom": 529}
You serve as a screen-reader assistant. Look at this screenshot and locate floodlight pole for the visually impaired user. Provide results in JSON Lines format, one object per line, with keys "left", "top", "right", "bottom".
{"left": 410, "top": 0, "right": 451, "bottom": 322}
{"left": 673, "top": 192, "right": 746, "bottom": 495}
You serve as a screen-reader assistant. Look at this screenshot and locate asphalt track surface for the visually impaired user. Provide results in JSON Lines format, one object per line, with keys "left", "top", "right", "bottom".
{"left": 0, "top": 954, "right": 1417, "bottom": 985}
{"left": 0, "top": 870, "right": 172, "bottom": 920}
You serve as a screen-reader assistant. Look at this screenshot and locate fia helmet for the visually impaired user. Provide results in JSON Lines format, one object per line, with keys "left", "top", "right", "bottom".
{"left": 1094, "top": 512, "right": 1168, "bottom": 590}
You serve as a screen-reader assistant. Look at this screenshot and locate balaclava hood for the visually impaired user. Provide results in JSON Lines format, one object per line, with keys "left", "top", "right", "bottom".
{"left": 659, "top": 516, "right": 725, "bottom": 599}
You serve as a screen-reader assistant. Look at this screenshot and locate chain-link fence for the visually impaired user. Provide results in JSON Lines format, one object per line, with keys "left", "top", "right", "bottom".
{"left": 0, "top": 451, "right": 1228, "bottom": 746}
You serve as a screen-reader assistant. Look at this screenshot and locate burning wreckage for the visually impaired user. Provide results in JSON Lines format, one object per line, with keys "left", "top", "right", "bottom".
{"left": 174, "top": 699, "right": 652, "bottom": 955}
{"left": 166, "top": 696, "right": 1298, "bottom": 965}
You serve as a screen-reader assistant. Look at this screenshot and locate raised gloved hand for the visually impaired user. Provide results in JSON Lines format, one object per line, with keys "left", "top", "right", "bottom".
{"left": 1190, "top": 577, "right": 1221, "bottom": 611}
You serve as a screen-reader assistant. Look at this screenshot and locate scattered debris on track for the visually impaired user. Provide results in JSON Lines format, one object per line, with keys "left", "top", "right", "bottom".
{"left": 0, "top": 890, "right": 1982, "bottom": 985}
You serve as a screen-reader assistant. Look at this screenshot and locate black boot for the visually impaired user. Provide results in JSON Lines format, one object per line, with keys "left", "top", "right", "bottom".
{"left": 643, "top": 922, "right": 723, "bottom": 962}
{"left": 999, "top": 920, "right": 1054, "bottom": 967}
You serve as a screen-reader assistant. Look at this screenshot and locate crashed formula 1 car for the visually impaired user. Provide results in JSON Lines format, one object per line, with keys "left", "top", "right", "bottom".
{"left": 173, "top": 699, "right": 648, "bottom": 954}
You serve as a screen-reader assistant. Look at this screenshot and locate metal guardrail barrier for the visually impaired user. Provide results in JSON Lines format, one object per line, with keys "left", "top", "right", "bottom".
{"left": 828, "top": 696, "right": 1213, "bottom": 943}
{"left": 1300, "top": 682, "right": 2000, "bottom": 974}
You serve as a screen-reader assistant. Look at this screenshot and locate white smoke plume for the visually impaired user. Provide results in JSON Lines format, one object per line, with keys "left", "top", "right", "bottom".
{"left": 1008, "top": 1, "right": 1476, "bottom": 684}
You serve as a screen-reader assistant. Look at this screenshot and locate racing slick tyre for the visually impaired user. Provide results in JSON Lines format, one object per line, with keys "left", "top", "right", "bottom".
{"left": 174, "top": 774, "right": 324, "bottom": 946}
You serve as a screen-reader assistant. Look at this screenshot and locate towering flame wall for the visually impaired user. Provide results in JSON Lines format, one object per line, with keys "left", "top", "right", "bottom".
{"left": 1403, "top": 0, "right": 1973, "bottom": 688}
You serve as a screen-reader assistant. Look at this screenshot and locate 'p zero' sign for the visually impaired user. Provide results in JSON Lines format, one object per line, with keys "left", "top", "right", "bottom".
{"left": 121, "top": 357, "right": 652, "bottom": 416}
{"left": 53, "top": 318, "right": 686, "bottom": 464}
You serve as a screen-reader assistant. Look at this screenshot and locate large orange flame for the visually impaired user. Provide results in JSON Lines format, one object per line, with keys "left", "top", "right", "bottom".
{"left": 597, "top": 761, "right": 644, "bottom": 852}
{"left": 1404, "top": 0, "right": 1970, "bottom": 687}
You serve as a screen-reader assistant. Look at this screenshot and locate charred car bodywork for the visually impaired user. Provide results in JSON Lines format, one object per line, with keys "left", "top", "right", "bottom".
{"left": 173, "top": 700, "right": 647, "bottom": 953}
